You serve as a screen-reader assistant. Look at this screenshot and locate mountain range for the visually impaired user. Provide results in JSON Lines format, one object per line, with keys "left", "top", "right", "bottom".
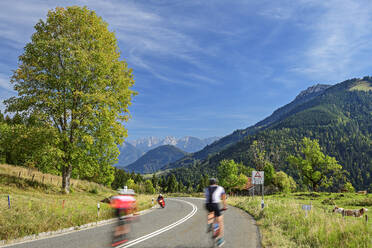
{"left": 116, "top": 136, "right": 219, "bottom": 167}
{"left": 124, "top": 145, "right": 188, "bottom": 174}
{"left": 166, "top": 77, "right": 372, "bottom": 191}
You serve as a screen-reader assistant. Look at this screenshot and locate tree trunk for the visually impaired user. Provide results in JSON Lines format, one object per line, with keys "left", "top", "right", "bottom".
{"left": 62, "top": 164, "right": 72, "bottom": 193}
{"left": 313, "top": 182, "right": 318, "bottom": 192}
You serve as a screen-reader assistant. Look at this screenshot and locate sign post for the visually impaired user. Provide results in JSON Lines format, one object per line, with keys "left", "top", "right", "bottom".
{"left": 252, "top": 171, "right": 264, "bottom": 208}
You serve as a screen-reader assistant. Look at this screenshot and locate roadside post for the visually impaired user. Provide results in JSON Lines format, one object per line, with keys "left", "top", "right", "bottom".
{"left": 252, "top": 171, "right": 264, "bottom": 209}
{"left": 7, "top": 195, "right": 10, "bottom": 209}
{"left": 302, "top": 204, "right": 311, "bottom": 217}
{"left": 97, "top": 202, "right": 100, "bottom": 218}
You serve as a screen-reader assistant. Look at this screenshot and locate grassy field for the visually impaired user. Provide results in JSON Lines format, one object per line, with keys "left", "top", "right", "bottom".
{"left": 0, "top": 164, "right": 154, "bottom": 241}
{"left": 349, "top": 81, "right": 372, "bottom": 91}
{"left": 227, "top": 192, "right": 372, "bottom": 248}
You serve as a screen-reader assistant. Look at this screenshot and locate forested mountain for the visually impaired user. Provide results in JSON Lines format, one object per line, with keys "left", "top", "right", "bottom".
{"left": 164, "top": 84, "right": 331, "bottom": 170}
{"left": 168, "top": 77, "right": 372, "bottom": 191}
{"left": 116, "top": 136, "right": 219, "bottom": 167}
{"left": 124, "top": 145, "right": 188, "bottom": 174}
{"left": 116, "top": 142, "right": 143, "bottom": 167}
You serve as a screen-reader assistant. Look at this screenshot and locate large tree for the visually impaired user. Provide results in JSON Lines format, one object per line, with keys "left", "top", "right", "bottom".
{"left": 5, "top": 6, "right": 135, "bottom": 193}
{"left": 287, "top": 137, "right": 343, "bottom": 192}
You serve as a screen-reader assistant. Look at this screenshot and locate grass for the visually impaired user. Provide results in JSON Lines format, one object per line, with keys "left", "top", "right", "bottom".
{"left": 0, "top": 164, "right": 155, "bottom": 241}
{"left": 349, "top": 81, "right": 372, "bottom": 92}
{"left": 227, "top": 193, "right": 372, "bottom": 248}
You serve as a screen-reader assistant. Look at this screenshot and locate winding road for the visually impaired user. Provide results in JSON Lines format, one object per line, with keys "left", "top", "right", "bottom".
{"left": 4, "top": 198, "right": 260, "bottom": 248}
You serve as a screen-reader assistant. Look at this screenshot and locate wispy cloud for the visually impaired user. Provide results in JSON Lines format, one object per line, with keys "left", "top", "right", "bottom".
{"left": 288, "top": 0, "right": 372, "bottom": 80}
{"left": 0, "top": 1, "right": 50, "bottom": 47}
{"left": 0, "top": 0, "right": 212, "bottom": 88}
{"left": 0, "top": 73, "right": 13, "bottom": 92}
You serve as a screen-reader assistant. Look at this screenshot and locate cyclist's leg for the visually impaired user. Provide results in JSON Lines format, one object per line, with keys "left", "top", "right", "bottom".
{"left": 214, "top": 205, "right": 223, "bottom": 238}
{"left": 118, "top": 209, "right": 127, "bottom": 236}
{"left": 208, "top": 211, "right": 214, "bottom": 225}
{"left": 206, "top": 203, "right": 215, "bottom": 232}
{"left": 216, "top": 215, "right": 224, "bottom": 237}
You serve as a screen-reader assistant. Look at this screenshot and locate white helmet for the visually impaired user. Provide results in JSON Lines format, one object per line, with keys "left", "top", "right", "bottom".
{"left": 118, "top": 188, "right": 136, "bottom": 195}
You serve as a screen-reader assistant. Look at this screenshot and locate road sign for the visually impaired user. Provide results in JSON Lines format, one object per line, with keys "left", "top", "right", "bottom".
{"left": 252, "top": 171, "right": 264, "bottom": 185}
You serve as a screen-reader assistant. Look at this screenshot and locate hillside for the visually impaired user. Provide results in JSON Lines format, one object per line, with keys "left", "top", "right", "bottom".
{"left": 163, "top": 84, "right": 331, "bottom": 170}
{"left": 116, "top": 142, "right": 143, "bottom": 167}
{"left": 168, "top": 77, "right": 372, "bottom": 191}
{"left": 124, "top": 145, "right": 188, "bottom": 174}
{"left": 0, "top": 163, "right": 153, "bottom": 242}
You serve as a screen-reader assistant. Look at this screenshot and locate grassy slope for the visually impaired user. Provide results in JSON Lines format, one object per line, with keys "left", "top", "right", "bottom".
{"left": 0, "top": 164, "right": 154, "bottom": 241}
{"left": 349, "top": 81, "right": 372, "bottom": 91}
{"left": 227, "top": 193, "right": 372, "bottom": 248}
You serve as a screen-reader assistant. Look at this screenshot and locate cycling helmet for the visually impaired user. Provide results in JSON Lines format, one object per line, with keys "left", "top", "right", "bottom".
{"left": 209, "top": 178, "right": 218, "bottom": 185}
{"left": 118, "top": 188, "right": 136, "bottom": 195}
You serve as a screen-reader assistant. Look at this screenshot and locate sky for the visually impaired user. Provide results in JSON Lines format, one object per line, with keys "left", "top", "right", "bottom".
{"left": 1, "top": 0, "right": 372, "bottom": 140}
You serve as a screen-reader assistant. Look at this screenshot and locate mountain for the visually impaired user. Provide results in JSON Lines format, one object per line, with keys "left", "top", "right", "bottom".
{"left": 168, "top": 77, "right": 372, "bottom": 191}
{"left": 116, "top": 136, "right": 219, "bottom": 167}
{"left": 254, "top": 84, "right": 331, "bottom": 128}
{"left": 163, "top": 84, "right": 331, "bottom": 170}
{"left": 175, "top": 136, "right": 220, "bottom": 153}
{"left": 116, "top": 142, "right": 143, "bottom": 167}
{"left": 124, "top": 145, "right": 188, "bottom": 174}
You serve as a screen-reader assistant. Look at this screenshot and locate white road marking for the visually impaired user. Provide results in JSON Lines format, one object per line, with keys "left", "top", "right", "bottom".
{"left": 119, "top": 198, "right": 198, "bottom": 248}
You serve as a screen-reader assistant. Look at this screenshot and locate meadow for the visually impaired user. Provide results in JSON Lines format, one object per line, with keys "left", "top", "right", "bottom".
{"left": 227, "top": 192, "right": 372, "bottom": 248}
{"left": 0, "top": 164, "right": 154, "bottom": 242}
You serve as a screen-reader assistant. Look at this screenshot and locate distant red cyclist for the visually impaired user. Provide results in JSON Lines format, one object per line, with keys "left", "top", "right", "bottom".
{"left": 157, "top": 194, "right": 165, "bottom": 208}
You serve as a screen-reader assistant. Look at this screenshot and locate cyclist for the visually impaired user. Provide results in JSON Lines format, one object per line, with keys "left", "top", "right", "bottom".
{"left": 157, "top": 193, "right": 165, "bottom": 207}
{"left": 205, "top": 178, "right": 227, "bottom": 247}
{"left": 110, "top": 187, "right": 137, "bottom": 246}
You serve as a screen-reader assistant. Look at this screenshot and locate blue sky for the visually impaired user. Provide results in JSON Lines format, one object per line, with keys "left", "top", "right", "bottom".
{"left": 1, "top": 0, "right": 372, "bottom": 140}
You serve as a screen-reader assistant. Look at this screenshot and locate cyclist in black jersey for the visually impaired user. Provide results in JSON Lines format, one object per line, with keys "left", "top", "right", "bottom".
{"left": 205, "top": 178, "right": 227, "bottom": 247}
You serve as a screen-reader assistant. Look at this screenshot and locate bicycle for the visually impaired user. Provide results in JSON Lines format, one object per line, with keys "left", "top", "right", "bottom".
{"left": 207, "top": 208, "right": 227, "bottom": 247}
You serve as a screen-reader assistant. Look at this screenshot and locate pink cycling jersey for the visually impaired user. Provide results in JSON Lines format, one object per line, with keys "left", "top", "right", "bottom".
{"left": 110, "top": 195, "right": 136, "bottom": 209}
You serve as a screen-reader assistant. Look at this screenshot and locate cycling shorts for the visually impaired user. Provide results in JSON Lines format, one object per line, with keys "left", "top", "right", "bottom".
{"left": 205, "top": 203, "right": 221, "bottom": 217}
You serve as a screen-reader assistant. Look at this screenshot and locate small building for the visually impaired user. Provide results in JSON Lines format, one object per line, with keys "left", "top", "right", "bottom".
{"left": 230, "top": 177, "right": 255, "bottom": 196}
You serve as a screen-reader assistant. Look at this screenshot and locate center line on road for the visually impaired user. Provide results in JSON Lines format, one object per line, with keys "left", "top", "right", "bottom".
{"left": 119, "top": 198, "right": 198, "bottom": 248}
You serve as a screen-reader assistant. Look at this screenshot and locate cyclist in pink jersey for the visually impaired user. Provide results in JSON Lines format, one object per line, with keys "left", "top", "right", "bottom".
{"left": 110, "top": 188, "right": 137, "bottom": 246}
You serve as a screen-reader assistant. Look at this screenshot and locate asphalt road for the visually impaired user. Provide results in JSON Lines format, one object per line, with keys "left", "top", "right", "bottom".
{"left": 4, "top": 197, "right": 260, "bottom": 248}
